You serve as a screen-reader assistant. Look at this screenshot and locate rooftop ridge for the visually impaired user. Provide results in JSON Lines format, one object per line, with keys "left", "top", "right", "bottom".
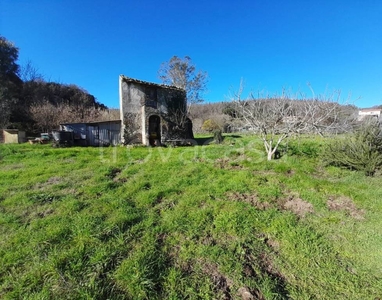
{"left": 359, "top": 108, "right": 382, "bottom": 112}
{"left": 120, "top": 75, "right": 185, "bottom": 92}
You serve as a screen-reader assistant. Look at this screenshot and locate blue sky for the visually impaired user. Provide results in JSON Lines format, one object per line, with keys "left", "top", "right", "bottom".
{"left": 1, "top": 0, "right": 381, "bottom": 108}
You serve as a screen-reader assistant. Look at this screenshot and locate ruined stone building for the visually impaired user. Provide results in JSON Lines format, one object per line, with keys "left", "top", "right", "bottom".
{"left": 55, "top": 75, "right": 193, "bottom": 146}
{"left": 119, "top": 75, "right": 193, "bottom": 145}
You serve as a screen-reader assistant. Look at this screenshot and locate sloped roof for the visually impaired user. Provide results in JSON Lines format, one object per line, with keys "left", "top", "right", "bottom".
{"left": 359, "top": 108, "right": 382, "bottom": 112}
{"left": 1, "top": 129, "right": 19, "bottom": 133}
{"left": 120, "top": 75, "right": 185, "bottom": 92}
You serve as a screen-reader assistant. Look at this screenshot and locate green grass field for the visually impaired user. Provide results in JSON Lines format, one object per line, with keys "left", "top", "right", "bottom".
{"left": 1, "top": 135, "right": 381, "bottom": 299}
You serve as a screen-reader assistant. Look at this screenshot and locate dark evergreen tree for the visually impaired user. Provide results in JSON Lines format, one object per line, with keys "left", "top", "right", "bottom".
{"left": 0, "top": 35, "right": 22, "bottom": 128}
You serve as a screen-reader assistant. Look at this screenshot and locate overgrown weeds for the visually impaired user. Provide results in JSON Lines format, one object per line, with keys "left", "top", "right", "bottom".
{"left": 323, "top": 120, "right": 382, "bottom": 175}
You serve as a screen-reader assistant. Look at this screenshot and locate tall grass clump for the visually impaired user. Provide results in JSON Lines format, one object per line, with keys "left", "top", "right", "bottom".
{"left": 213, "top": 129, "right": 223, "bottom": 144}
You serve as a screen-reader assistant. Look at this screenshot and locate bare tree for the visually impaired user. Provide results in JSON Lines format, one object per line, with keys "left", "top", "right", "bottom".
{"left": 98, "top": 108, "right": 120, "bottom": 121}
{"left": 29, "top": 100, "right": 110, "bottom": 133}
{"left": 230, "top": 80, "right": 355, "bottom": 160}
{"left": 158, "top": 56, "right": 208, "bottom": 106}
{"left": 158, "top": 56, "right": 207, "bottom": 139}
{"left": 30, "top": 100, "right": 61, "bottom": 132}
{"left": 189, "top": 102, "right": 234, "bottom": 133}
{"left": 19, "top": 60, "right": 44, "bottom": 82}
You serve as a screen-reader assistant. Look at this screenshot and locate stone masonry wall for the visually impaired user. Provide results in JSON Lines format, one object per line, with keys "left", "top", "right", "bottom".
{"left": 119, "top": 75, "right": 190, "bottom": 145}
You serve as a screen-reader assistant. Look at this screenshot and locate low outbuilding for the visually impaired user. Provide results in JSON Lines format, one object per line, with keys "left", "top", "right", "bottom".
{"left": 358, "top": 108, "right": 382, "bottom": 121}
{"left": 0, "top": 129, "right": 26, "bottom": 144}
{"left": 59, "top": 120, "right": 121, "bottom": 146}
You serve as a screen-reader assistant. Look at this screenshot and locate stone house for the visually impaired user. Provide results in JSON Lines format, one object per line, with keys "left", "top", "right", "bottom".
{"left": 119, "top": 75, "right": 193, "bottom": 145}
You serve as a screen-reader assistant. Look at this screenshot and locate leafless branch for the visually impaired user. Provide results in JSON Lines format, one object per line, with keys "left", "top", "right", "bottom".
{"left": 230, "top": 82, "right": 356, "bottom": 160}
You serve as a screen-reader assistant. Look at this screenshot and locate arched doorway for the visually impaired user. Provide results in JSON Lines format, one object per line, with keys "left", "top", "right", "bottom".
{"left": 148, "top": 115, "right": 161, "bottom": 146}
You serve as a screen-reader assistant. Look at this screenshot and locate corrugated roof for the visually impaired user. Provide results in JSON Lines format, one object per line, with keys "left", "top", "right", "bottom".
{"left": 120, "top": 75, "right": 185, "bottom": 92}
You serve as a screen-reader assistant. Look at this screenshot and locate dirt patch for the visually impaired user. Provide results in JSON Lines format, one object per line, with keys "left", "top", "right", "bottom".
{"left": 63, "top": 158, "right": 76, "bottom": 163}
{"left": 106, "top": 167, "right": 121, "bottom": 179}
{"left": 257, "top": 233, "right": 281, "bottom": 252}
{"left": 238, "top": 286, "right": 265, "bottom": 300}
{"left": 241, "top": 244, "right": 286, "bottom": 299}
{"left": 113, "top": 177, "right": 127, "bottom": 184}
{"left": 226, "top": 192, "right": 272, "bottom": 210}
{"left": 105, "top": 167, "right": 128, "bottom": 184}
{"left": 286, "top": 169, "right": 295, "bottom": 176}
{"left": 278, "top": 194, "right": 314, "bottom": 218}
{"left": 215, "top": 158, "right": 245, "bottom": 170}
{"left": 37, "top": 208, "right": 54, "bottom": 218}
{"left": 47, "top": 176, "right": 62, "bottom": 184}
{"left": 327, "top": 196, "right": 365, "bottom": 220}
{"left": 22, "top": 207, "right": 55, "bottom": 225}
{"left": 258, "top": 252, "right": 284, "bottom": 281}
{"left": 35, "top": 176, "right": 63, "bottom": 190}
{"left": 215, "top": 158, "right": 230, "bottom": 168}
{"left": 265, "top": 237, "right": 280, "bottom": 252}
{"left": 201, "top": 232, "right": 217, "bottom": 246}
{"left": 3, "top": 163, "right": 25, "bottom": 170}
{"left": 200, "top": 260, "right": 233, "bottom": 299}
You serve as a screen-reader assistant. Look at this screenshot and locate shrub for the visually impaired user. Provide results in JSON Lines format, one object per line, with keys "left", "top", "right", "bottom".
{"left": 323, "top": 120, "right": 382, "bottom": 176}
{"left": 287, "top": 140, "right": 321, "bottom": 158}
{"left": 201, "top": 119, "right": 220, "bottom": 132}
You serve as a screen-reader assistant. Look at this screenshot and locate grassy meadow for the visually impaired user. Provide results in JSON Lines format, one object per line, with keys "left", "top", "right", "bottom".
{"left": 0, "top": 135, "right": 381, "bottom": 299}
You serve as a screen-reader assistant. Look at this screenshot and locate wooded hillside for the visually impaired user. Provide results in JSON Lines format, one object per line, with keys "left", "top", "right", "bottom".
{"left": 1, "top": 35, "right": 118, "bottom": 133}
